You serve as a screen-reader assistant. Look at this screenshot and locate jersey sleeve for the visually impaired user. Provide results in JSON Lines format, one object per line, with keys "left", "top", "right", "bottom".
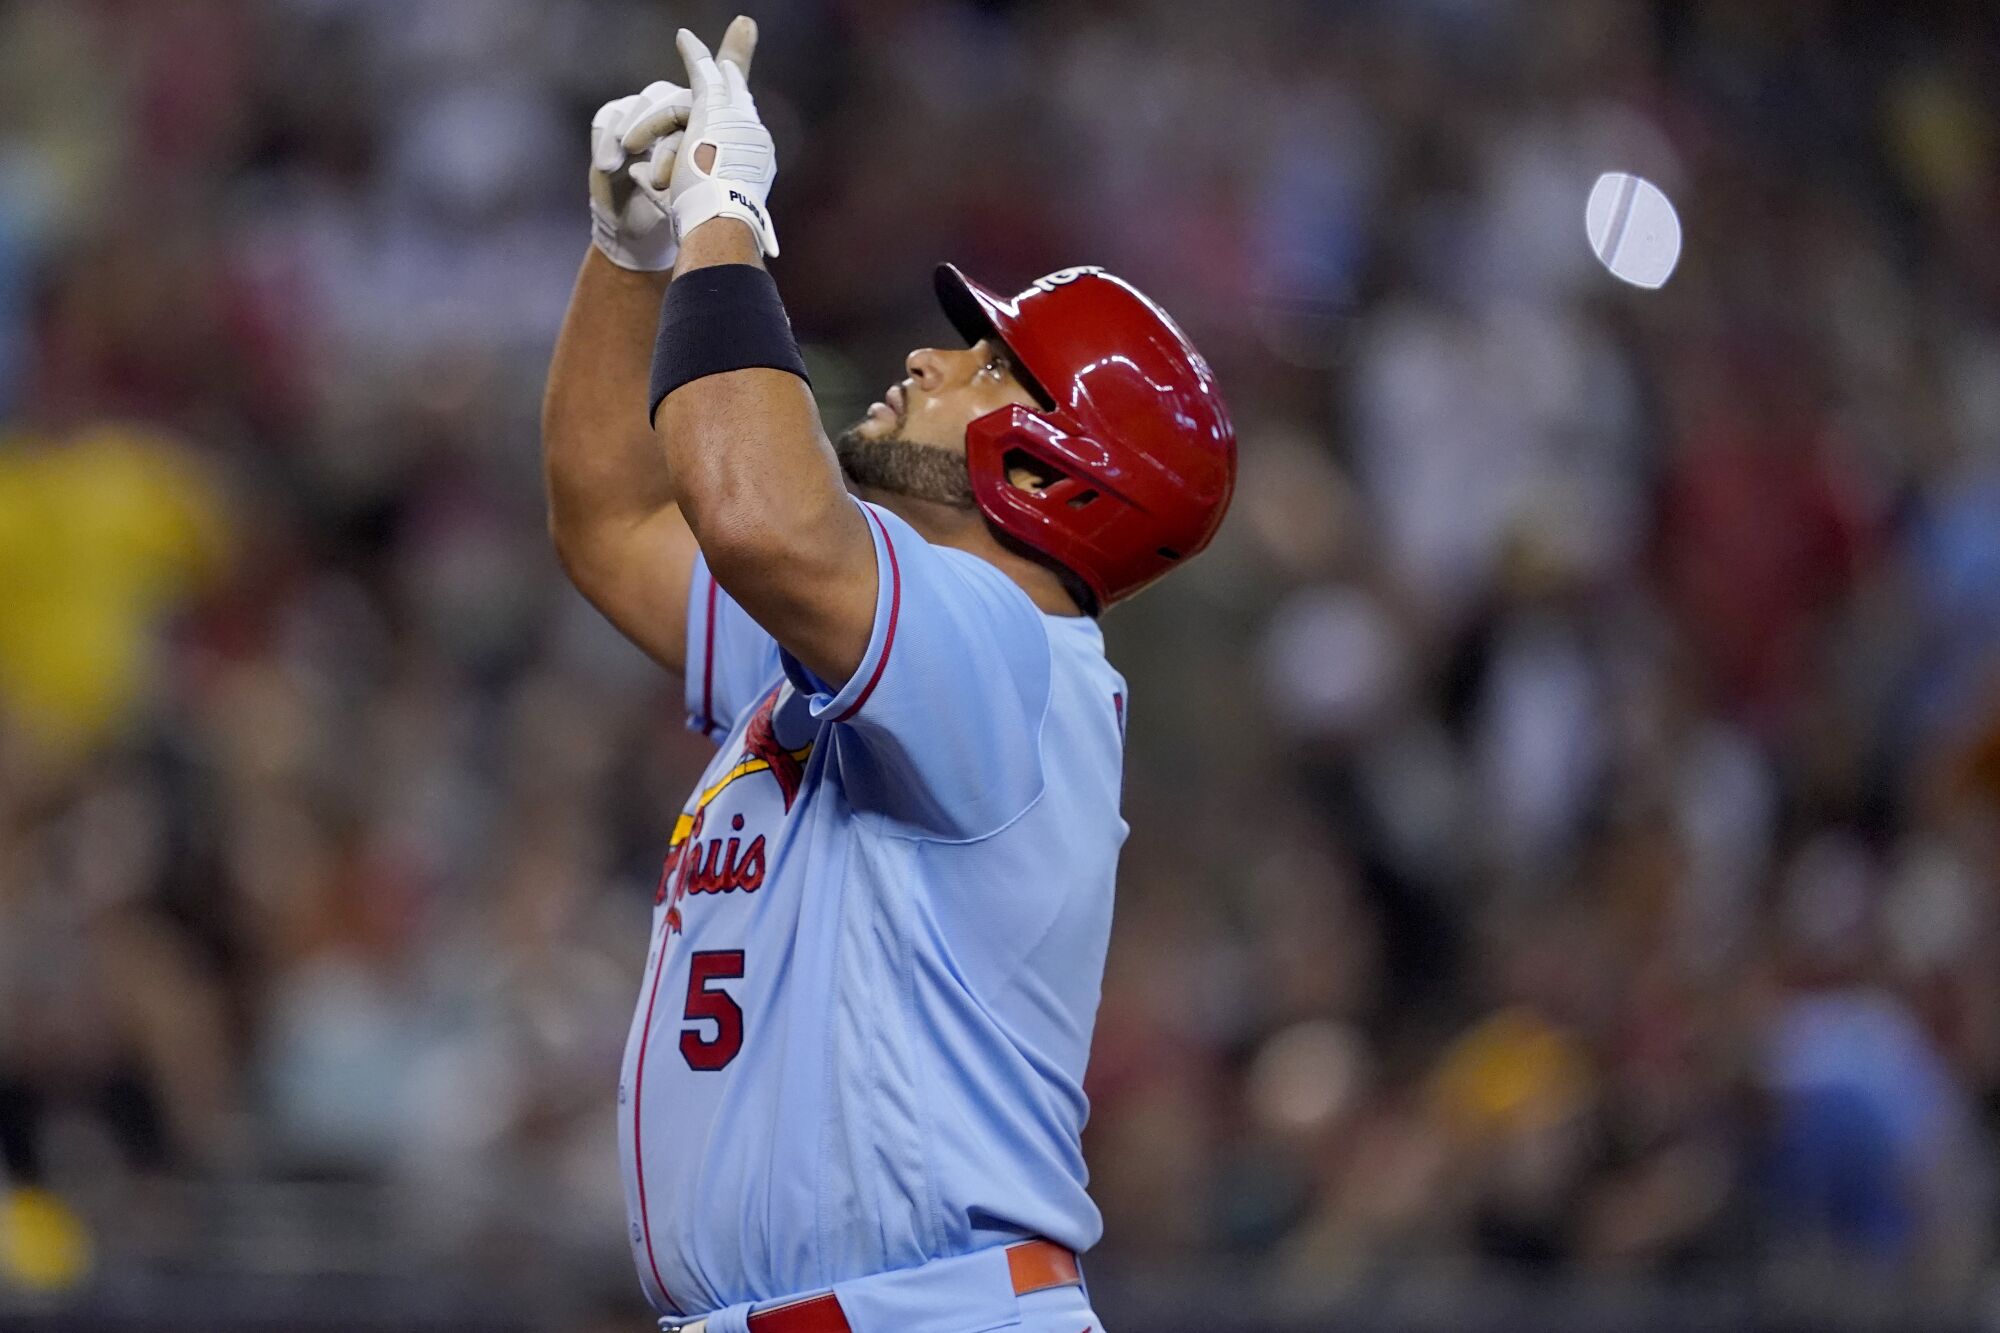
{"left": 782, "top": 501, "right": 1053, "bottom": 842}
{"left": 684, "top": 552, "right": 783, "bottom": 742}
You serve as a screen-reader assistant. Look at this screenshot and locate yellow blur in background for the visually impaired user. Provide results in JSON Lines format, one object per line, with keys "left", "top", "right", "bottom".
{"left": 0, "top": 1188, "right": 91, "bottom": 1293}
{"left": 0, "top": 428, "right": 227, "bottom": 757}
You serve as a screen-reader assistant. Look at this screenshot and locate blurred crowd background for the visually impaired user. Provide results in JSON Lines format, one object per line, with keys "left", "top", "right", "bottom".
{"left": 7, "top": 0, "right": 2000, "bottom": 1328}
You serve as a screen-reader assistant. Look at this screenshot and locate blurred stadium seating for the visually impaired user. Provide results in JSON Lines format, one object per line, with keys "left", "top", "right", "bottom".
{"left": 4, "top": 0, "right": 2000, "bottom": 1328}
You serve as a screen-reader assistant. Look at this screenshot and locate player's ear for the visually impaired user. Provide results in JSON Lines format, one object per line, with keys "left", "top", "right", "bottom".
{"left": 1006, "top": 460, "right": 1051, "bottom": 493}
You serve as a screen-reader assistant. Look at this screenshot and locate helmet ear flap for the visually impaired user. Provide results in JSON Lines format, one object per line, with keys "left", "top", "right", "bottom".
{"left": 964, "top": 404, "right": 1071, "bottom": 508}
{"left": 964, "top": 405, "right": 1113, "bottom": 609}
{"left": 962, "top": 403, "right": 1028, "bottom": 502}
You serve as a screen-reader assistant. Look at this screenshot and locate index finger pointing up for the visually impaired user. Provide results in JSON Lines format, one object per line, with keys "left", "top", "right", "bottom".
{"left": 676, "top": 28, "right": 720, "bottom": 97}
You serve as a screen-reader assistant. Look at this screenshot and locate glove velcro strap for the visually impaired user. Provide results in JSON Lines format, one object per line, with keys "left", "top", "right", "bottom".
{"left": 672, "top": 175, "right": 779, "bottom": 257}
{"left": 649, "top": 264, "right": 810, "bottom": 424}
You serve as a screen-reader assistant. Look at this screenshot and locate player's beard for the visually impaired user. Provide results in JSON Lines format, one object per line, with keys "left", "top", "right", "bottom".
{"left": 833, "top": 426, "right": 976, "bottom": 508}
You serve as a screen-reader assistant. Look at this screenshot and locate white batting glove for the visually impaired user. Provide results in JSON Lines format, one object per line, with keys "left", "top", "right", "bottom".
{"left": 588, "top": 81, "right": 692, "bottom": 271}
{"left": 662, "top": 24, "right": 779, "bottom": 257}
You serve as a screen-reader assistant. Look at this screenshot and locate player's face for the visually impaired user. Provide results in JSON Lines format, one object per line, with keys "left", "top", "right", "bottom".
{"left": 833, "top": 339, "right": 1041, "bottom": 507}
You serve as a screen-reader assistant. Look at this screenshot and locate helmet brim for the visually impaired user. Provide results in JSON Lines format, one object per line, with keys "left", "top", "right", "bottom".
{"left": 934, "top": 262, "right": 1013, "bottom": 349}
{"left": 935, "top": 263, "right": 1057, "bottom": 409}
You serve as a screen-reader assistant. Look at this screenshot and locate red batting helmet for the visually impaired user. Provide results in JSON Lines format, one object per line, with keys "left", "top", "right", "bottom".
{"left": 934, "top": 263, "right": 1236, "bottom": 609}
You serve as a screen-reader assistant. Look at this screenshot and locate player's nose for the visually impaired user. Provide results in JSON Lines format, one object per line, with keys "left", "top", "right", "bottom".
{"left": 904, "top": 346, "right": 962, "bottom": 391}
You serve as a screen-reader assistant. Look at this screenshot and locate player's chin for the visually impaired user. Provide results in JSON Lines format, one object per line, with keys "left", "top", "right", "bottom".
{"left": 832, "top": 430, "right": 977, "bottom": 508}
{"left": 835, "top": 415, "right": 877, "bottom": 454}
{"left": 832, "top": 422, "right": 878, "bottom": 484}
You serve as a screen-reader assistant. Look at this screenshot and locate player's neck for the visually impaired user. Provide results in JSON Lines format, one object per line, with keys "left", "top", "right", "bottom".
{"left": 856, "top": 488, "right": 1084, "bottom": 618}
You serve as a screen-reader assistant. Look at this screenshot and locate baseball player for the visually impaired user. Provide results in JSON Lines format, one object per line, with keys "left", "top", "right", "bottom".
{"left": 541, "top": 16, "right": 1234, "bottom": 1332}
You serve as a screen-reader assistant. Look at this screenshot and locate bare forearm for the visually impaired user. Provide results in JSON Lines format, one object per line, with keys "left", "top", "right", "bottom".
{"left": 543, "top": 247, "right": 674, "bottom": 539}
{"left": 542, "top": 247, "right": 699, "bottom": 673}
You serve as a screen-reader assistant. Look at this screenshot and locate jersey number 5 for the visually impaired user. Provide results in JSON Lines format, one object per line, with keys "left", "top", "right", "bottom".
{"left": 679, "top": 950, "right": 745, "bottom": 1070}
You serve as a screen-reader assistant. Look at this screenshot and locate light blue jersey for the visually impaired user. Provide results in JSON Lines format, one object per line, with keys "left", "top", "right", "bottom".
{"left": 617, "top": 499, "right": 1129, "bottom": 1321}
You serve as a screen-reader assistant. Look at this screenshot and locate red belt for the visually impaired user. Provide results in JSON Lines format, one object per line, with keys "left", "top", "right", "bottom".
{"left": 744, "top": 1240, "right": 1081, "bottom": 1333}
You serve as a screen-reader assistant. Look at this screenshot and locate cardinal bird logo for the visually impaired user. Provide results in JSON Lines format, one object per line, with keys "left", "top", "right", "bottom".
{"left": 655, "top": 684, "right": 814, "bottom": 920}
{"left": 742, "top": 684, "right": 808, "bottom": 812}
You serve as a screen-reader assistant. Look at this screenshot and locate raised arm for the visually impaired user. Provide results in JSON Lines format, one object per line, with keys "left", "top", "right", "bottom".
{"left": 646, "top": 30, "right": 878, "bottom": 688}
{"left": 544, "top": 252, "right": 697, "bottom": 673}
{"left": 541, "top": 20, "right": 755, "bottom": 676}
{"left": 654, "top": 231, "right": 877, "bottom": 687}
